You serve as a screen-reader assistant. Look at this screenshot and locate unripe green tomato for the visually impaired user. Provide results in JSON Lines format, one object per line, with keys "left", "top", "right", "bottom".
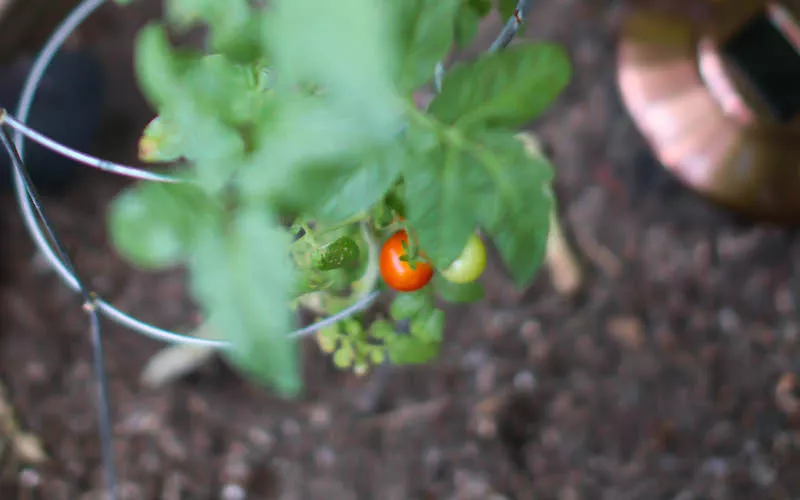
{"left": 316, "top": 332, "right": 337, "bottom": 353}
{"left": 440, "top": 233, "right": 487, "bottom": 284}
{"left": 333, "top": 346, "right": 354, "bottom": 368}
{"left": 353, "top": 363, "right": 369, "bottom": 376}
{"left": 369, "top": 348, "right": 386, "bottom": 365}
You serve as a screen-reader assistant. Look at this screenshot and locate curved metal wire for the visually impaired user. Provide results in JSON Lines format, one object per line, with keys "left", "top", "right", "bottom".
{"left": 4, "top": 113, "right": 181, "bottom": 183}
{"left": 0, "top": 126, "right": 118, "bottom": 499}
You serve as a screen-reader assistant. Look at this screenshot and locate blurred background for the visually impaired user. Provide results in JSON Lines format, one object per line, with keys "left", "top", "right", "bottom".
{"left": 2, "top": 0, "right": 800, "bottom": 498}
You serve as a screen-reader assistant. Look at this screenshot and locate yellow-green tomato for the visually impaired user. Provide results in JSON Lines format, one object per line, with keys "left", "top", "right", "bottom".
{"left": 440, "top": 233, "right": 487, "bottom": 284}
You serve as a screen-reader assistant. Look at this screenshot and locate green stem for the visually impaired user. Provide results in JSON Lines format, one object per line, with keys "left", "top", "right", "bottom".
{"left": 352, "top": 220, "right": 380, "bottom": 299}
{"left": 314, "top": 211, "right": 368, "bottom": 237}
{"left": 300, "top": 223, "right": 318, "bottom": 247}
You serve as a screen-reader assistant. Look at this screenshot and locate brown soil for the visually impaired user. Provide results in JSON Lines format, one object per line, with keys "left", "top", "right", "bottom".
{"left": 3, "top": 1, "right": 800, "bottom": 498}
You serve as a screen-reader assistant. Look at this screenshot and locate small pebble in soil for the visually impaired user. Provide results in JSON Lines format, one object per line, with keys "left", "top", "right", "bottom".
{"left": 775, "top": 286, "right": 794, "bottom": 314}
{"left": 222, "top": 442, "right": 251, "bottom": 485}
{"left": 423, "top": 446, "right": 443, "bottom": 476}
{"left": 461, "top": 348, "right": 489, "bottom": 371}
{"left": 485, "top": 311, "right": 516, "bottom": 338}
{"left": 749, "top": 457, "right": 777, "bottom": 487}
{"left": 520, "top": 319, "right": 542, "bottom": 338}
{"left": 513, "top": 371, "right": 537, "bottom": 391}
{"left": 717, "top": 308, "right": 741, "bottom": 334}
{"left": 139, "top": 451, "right": 160, "bottom": 473}
{"left": 559, "top": 485, "right": 581, "bottom": 500}
{"left": 309, "top": 405, "right": 331, "bottom": 429}
{"left": 460, "top": 441, "right": 480, "bottom": 459}
{"left": 247, "top": 427, "right": 275, "bottom": 451}
{"left": 476, "top": 363, "right": 496, "bottom": 394}
{"left": 18, "top": 468, "right": 41, "bottom": 488}
{"left": 21, "top": 356, "right": 47, "bottom": 382}
{"left": 521, "top": 320, "right": 550, "bottom": 361}
{"left": 701, "top": 457, "right": 729, "bottom": 478}
{"left": 280, "top": 418, "right": 301, "bottom": 438}
{"left": 473, "top": 412, "right": 497, "bottom": 439}
{"left": 314, "top": 446, "right": 336, "bottom": 469}
{"left": 606, "top": 315, "right": 645, "bottom": 350}
{"left": 221, "top": 484, "right": 246, "bottom": 500}
{"left": 452, "top": 470, "right": 487, "bottom": 496}
{"left": 780, "top": 322, "right": 799, "bottom": 342}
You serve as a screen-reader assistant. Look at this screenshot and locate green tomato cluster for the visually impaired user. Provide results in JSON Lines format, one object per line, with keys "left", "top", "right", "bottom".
{"left": 315, "top": 317, "right": 388, "bottom": 376}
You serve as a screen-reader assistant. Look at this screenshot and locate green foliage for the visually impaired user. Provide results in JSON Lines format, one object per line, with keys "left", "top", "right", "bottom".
{"left": 454, "top": 0, "right": 493, "bottom": 48}
{"left": 428, "top": 43, "right": 572, "bottom": 129}
{"left": 188, "top": 208, "right": 300, "bottom": 396}
{"left": 109, "top": 0, "right": 571, "bottom": 396}
{"left": 433, "top": 275, "right": 485, "bottom": 303}
{"left": 498, "top": 0, "right": 519, "bottom": 18}
{"left": 387, "top": 291, "right": 443, "bottom": 364}
{"left": 108, "top": 180, "right": 217, "bottom": 269}
{"left": 388, "top": 0, "right": 461, "bottom": 92}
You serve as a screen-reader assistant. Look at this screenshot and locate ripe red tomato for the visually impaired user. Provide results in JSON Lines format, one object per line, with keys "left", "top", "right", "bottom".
{"left": 379, "top": 230, "right": 433, "bottom": 292}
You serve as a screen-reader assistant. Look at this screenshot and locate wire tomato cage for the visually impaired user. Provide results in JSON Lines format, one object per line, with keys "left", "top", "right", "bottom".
{"left": 1, "top": 0, "right": 531, "bottom": 497}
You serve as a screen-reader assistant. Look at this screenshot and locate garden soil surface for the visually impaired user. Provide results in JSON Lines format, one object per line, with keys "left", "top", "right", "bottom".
{"left": 3, "top": 1, "right": 800, "bottom": 498}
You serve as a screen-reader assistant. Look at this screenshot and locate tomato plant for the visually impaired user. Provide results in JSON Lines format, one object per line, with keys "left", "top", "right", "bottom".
{"left": 107, "top": 0, "right": 571, "bottom": 396}
{"left": 380, "top": 230, "right": 434, "bottom": 292}
{"left": 441, "top": 233, "right": 487, "bottom": 284}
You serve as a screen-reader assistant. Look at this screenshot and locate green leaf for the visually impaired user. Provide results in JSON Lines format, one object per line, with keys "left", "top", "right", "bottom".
{"left": 181, "top": 55, "right": 270, "bottom": 126}
{"left": 108, "top": 180, "right": 216, "bottom": 269}
{"left": 370, "top": 349, "right": 386, "bottom": 365}
{"left": 263, "top": 0, "right": 402, "bottom": 135}
{"left": 272, "top": 142, "right": 405, "bottom": 224}
{"left": 370, "top": 319, "right": 396, "bottom": 339}
{"left": 134, "top": 23, "right": 185, "bottom": 109}
{"left": 497, "top": 0, "right": 517, "bottom": 19}
{"left": 241, "top": 0, "right": 407, "bottom": 200}
{"left": 402, "top": 140, "right": 478, "bottom": 268}
{"left": 241, "top": 94, "right": 397, "bottom": 200}
{"left": 454, "top": 0, "right": 493, "bottom": 48}
{"left": 165, "top": 0, "right": 263, "bottom": 63}
{"left": 427, "top": 43, "right": 571, "bottom": 129}
{"left": 403, "top": 114, "right": 553, "bottom": 287}
{"left": 410, "top": 307, "right": 445, "bottom": 343}
{"left": 390, "top": 291, "right": 431, "bottom": 320}
{"left": 470, "top": 0, "right": 493, "bottom": 15}
{"left": 164, "top": 105, "right": 246, "bottom": 194}
{"left": 386, "top": 335, "right": 440, "bottom": 364}
{"left": 187, "top": 207, "right": 301, "bottom": 397}
{"left": 139, "top": 116, "right": 184, "bottom": 163}
{"left": 472, "top": 131, "right": 554, "bottom": 287}
{"left": 311, "top": 236, "right": 360, "bottom": 271}
{"left": 134, "top": 26, "right": 254, "bottom": 193}
{"left": 387, "top": 0, "right": 461, "bottom": 92}
{"left": 293, "top": 272, "right": 333, "bottom": 296}
{"left": 433, "top": 275, "right": 485, "bottom": 303}
{"left": 454, "top": 4, "right": 482, "bottom": 49}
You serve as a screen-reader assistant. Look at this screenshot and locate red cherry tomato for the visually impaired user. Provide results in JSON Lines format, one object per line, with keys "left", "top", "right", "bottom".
{"left": 379, "top": 230, "right": 433, "bottom": 292}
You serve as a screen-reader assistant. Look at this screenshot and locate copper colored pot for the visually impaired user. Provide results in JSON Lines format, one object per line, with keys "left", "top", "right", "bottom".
{"left": 617, "top": 1, "right": 800, "bottom": 222}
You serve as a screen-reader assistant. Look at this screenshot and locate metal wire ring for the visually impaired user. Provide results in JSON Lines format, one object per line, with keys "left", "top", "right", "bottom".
{"left": 10, "top": 0, "right": 529, "bottom": 349}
